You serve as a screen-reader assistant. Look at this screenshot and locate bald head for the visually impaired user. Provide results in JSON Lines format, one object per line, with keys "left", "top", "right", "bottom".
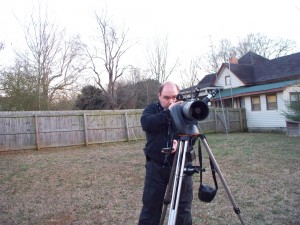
{"left": 158, "top": 81, "right": 180, "bottom": 109}
{"left": 158, "top": 81, "right": 180, "bottom": 95}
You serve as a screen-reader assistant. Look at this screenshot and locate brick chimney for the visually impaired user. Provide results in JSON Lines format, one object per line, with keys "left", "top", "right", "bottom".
{"left": 229, "top": 57, "right": 238, "bottom": 64}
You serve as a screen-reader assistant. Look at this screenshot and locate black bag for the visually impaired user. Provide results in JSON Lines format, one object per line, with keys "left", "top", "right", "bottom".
{"left": 198, "top": 184, "right": 218, "bottom": 203}
{"left": 198, "top": 139, "right": 218, "bottom": 203}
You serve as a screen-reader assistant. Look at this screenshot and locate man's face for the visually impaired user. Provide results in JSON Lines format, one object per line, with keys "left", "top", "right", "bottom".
{"left": 158, "top": 84, "right": 179, "bottom": 109}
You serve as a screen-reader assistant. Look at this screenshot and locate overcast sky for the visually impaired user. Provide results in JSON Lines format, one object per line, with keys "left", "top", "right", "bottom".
{"left": 0, "top": 0, "right": 300, "bottom": 80}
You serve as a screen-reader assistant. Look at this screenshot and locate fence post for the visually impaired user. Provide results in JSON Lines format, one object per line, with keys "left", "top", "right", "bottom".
{"left": 239, "top": 109, "right": 243, "bottom": 132}
{"left": 34, "top": 114, "right": 40, "bottom": 150}
{"left": 214, "top": 108, "right": 218, "bottom": 133}
{"left": 227, "top": 108, "right": 230, "bottom": 132}
{"left": 83, "top": 113, "right": 88, "bottom": 146}
{"left": 124, "top": 111, "right": 130, "bottom": 141}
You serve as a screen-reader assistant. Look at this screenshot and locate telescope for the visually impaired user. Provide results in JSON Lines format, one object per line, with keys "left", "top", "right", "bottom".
{"left": 170, "top": 89, "right": 219, "bottom": 135}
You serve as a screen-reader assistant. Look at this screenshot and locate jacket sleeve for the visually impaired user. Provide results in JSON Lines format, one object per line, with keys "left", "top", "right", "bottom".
{"left": 141, "top": 104, "right": 171, "bottom": 132}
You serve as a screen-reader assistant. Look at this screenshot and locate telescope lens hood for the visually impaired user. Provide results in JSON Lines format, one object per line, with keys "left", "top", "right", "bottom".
{"left": 182, "top": 101, "right": 209, "bottom": 121}
{"left": 169, "top": 100, "right": 209, "bottom": 135}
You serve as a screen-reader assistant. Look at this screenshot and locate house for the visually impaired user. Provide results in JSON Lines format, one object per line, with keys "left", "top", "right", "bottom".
{"left": 190, "top": 51, "right": 300, "bottom": 132}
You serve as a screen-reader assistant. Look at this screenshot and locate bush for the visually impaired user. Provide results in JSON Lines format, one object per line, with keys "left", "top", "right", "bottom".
{"left": 284, "top": 101, "right": 300, "bottom": 121}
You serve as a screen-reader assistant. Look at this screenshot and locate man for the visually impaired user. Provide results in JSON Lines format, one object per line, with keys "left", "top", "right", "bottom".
{"left": 138, "top": 81, "right": 194, "bottom": 225}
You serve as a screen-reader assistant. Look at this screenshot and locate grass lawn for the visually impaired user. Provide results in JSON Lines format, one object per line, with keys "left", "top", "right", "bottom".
{"left": 0, "top": 132, "right": 299, "bottom": 225}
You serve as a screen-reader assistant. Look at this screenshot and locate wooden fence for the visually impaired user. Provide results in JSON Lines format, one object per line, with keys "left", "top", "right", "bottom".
{"left": 0, "top": 108, "right": 246, "bottom": 152}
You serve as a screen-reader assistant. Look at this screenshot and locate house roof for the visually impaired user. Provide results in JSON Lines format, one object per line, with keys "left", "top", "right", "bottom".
{"left": 197, "top": 51, "right": 300, "bottom": 88}
{"left": 238, "top": 52, "right": 269, "bottom": 64}
{"left": 227, "top": 64, "right": 255, "bottom": 84}
{"left": 197, "top": 73, "right": 216, "bottom": 89}
{"left": 214, "top": 79, "right": 300, "bottom": 100}
{"left": 253, "top": 53, "right": 300, "bottom": 84}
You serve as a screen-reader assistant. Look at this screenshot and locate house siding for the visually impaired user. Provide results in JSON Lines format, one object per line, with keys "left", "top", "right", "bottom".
{"left": 245, "top": 92, "right": 287, "bottom": 131}
{"left": 283, "top": 85, "right": 300, "bottom": 100}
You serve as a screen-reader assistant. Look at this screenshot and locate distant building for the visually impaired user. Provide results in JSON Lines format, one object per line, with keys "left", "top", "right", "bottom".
{"left": 184, "top": 52, "right": 300, "bottom": 132}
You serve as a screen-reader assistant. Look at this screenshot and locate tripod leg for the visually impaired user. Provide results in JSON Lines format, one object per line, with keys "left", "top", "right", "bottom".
{"left": 200, "top": 135, "right": 245, "bottom": 225}
{"left": 168, "top": 139, "right": 189, "bottom": 225}
{"left": 159, "top": 148, "right": 179, "bottom": 225}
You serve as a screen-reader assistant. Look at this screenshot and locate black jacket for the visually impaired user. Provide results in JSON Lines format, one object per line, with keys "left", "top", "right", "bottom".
{"left": 141, "top": 102, "right": 175, "bottom": 165}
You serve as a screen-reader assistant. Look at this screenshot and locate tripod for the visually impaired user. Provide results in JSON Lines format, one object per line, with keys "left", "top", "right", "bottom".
{"left": 159, "top": 133, "right": 245, "bottom": 225}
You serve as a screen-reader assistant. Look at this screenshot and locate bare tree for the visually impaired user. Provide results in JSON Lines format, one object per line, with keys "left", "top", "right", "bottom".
{"left": 0, "top": 42, "right": 4, "bottom": 51}
{"left": 147, "top": 36, "right": 179, "bottom": 83}
{"left": 0, "top": 42, "right": 4, "bottom": 69}
{"left": 114, "top": 66, "right": 140, "bottom": 109}
{"left": 236, "top": 33, "right": 296, "bottom": 58}
{"left": 84, "top": 11, "right": 133, "bottom": 109}
{"left": 116, "top": 78, "right": 160, "bottom": 109}
{"left": 179, "top": 58, "right": 202, "bottom": 89}
{"left": 203, "top": 33, "right": 297, "bottom": 73}
{"left": 17, "top": 5, "right": 85, "bottom": 110}
{"left": 201, "top": 38, "right": 236, "bottom": 73}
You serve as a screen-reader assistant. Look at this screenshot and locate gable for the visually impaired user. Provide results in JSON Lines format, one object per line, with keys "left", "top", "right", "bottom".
{"left": 214, "top": 67, "right": 245, "bottom": 88}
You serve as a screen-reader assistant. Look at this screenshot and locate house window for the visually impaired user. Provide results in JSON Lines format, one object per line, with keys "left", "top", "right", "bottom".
{"left": 290, "top": 92, "right": 300, "bottom": 102}
{"left": 225, "top": 76, "right": 231, "bottom": 86}
{"left": 251, "top": 96, "right": 261, "bottom": 111}
{"left": 266, "top": 94, "right": 278, "bottom": 110}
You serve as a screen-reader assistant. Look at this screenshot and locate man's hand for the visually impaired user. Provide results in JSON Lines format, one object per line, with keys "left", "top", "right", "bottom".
{"left": 161, "top": 139, "right": 178, "bottom": 154}
{"left": 171, "top": 139, "right": 178, "bottom": 153}
{"left": 168, "top": 101, "right": 182, "bottom": 110}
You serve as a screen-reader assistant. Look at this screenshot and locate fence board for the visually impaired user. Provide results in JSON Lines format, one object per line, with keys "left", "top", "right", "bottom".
{"left": 0, "top": 108, "right": 246, "bottom": 152}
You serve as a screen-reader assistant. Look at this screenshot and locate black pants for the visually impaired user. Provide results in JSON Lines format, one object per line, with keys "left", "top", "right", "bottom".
{"left": 138, "top": 159, "right": 193, "bottom": 225}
